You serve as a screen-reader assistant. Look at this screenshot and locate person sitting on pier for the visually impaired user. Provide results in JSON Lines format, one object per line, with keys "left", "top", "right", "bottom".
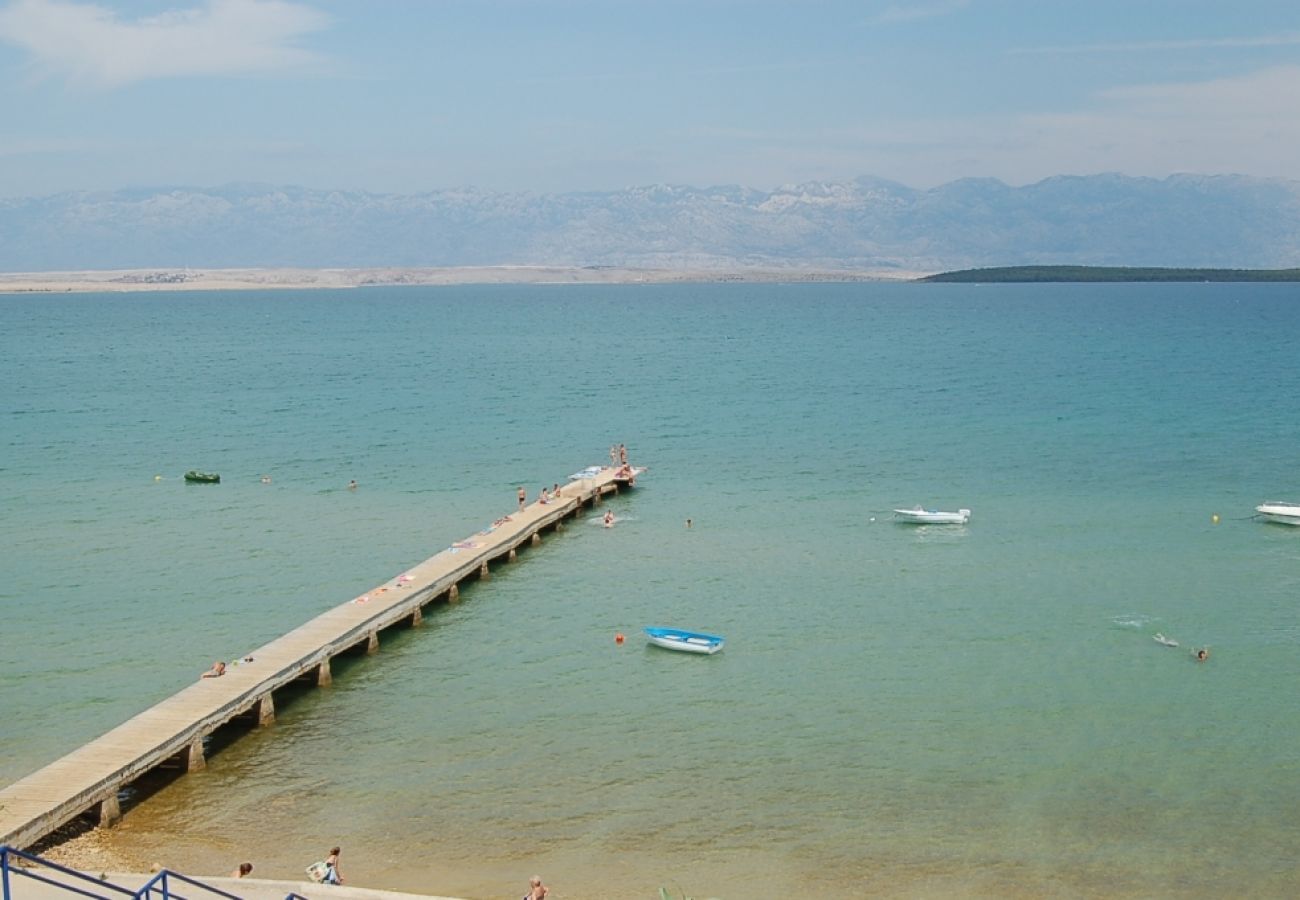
{"left": 201, "top": 661, "right": 226, "bottom": 678}
{"left": 539, "top": 487, "right": 551, "bottom": 504}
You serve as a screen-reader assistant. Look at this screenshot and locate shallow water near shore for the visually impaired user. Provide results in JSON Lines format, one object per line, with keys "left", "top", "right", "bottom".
{"left": 3, "top": 283, "right": 1300, "bottom": 898}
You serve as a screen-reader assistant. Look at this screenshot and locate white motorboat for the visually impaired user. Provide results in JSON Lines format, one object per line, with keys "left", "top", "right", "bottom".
{"left": 893, "top": 506, "right": 971, "bottom": 525}
{"left": 1255, "top": 501, "right": 1300, "bottom": 526}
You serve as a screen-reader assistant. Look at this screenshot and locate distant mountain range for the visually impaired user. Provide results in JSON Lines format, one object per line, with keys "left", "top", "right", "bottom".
{"left": 3, "top": 173, "right": 1300, "bottom": 273}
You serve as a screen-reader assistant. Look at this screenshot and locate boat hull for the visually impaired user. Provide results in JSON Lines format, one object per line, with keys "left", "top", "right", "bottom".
{"left": 893, "top": 507, "right": 970, "bottom": 525}
{"left": 1256, "top": 502, "right": 1300, "bottom": 525}
{"left": 184, "top": 471, "right": 220, "bottom": 484}
{"left": 644, "top": 627, "right": 724, "bottom": 655}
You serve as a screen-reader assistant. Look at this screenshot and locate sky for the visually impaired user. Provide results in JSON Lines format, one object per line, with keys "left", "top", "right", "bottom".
{"left": 1, "top": 0, "right": 1299, "bottom": 197}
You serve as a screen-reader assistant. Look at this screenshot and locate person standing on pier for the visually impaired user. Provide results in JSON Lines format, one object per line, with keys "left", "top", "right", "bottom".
{"left": 517, "top": 486, "right": 527, "bottom": 511}
{"left": 619, "top": 443, "right": 628, "bottom": 465}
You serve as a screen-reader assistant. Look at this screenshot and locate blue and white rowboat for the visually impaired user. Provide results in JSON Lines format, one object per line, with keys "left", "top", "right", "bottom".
{"left": 644, "top": 627, "right": 724, "bottom": 655}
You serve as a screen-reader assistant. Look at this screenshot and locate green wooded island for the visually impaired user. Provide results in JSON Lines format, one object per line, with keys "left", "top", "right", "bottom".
{"left": 920, "top": 266, "right": 1300, "bottom": 283}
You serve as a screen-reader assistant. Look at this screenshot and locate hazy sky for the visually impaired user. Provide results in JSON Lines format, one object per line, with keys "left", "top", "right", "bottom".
{"left": 1, "top": 0, "right": 1299, "bottom": 197}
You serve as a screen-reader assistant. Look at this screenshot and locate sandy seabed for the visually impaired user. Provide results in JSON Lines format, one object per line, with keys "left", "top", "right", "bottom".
{"left": 0, "top": 265, "right": 924, "bottom": 294}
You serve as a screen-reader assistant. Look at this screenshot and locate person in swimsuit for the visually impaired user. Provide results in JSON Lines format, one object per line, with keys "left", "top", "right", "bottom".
{"left": 603, "top": 510, "right": 614, "bottom": 528}
{"left": 525, "top": 875, "right": 548, "bottom": 899}
{"left": 323, "top": 847, "right": 343, "bottom": 885}
{"left": 201, "top": 661, "right": 226, "bottom": 678}
{"left": 518, "top": 486, "right": 527, "bottom": 510}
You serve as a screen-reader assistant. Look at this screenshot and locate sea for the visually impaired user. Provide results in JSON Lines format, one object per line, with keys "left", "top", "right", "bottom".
{"left": 2, "top": 282, "right": 1299, "bottom": 899}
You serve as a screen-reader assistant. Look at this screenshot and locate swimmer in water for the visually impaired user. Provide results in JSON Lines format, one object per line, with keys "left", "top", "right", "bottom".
{"left": 603, "top": 510, "right": 614, "bottom": 528}
{"left": 1195, "top": 647, "right": 1209, "bottom": 662}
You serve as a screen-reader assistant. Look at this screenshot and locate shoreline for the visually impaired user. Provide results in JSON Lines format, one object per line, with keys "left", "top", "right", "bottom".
{"left": 0, "top": 265, "right": 926, "bottom": 294}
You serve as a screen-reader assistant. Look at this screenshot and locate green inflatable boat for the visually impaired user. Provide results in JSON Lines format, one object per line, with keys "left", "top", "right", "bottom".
{"left": 184, "top": 471, "right": 221, "bottom": 484}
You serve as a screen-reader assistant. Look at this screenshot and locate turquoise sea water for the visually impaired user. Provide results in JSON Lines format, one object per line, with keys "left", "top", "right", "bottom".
{"left": 2, "top": 283, "right": 1300, "bottom": 899}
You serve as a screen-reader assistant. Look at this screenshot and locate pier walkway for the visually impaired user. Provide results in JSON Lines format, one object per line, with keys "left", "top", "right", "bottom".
{"left": 0, "top": 466, "right": 639, "bottom": 850}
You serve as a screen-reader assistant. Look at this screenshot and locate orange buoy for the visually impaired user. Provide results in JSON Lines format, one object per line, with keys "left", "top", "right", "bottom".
{"left": 615, "top": 632, "right": 625, "bottom": 644}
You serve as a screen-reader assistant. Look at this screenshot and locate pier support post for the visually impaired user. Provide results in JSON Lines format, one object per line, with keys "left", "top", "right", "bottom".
{"left": 411, "top": 606, "right": 423, "bottom": 627}
{"left": 508, "top": 548, "right": 517, "bottom": 562}
{"left": 317, "top": 660, "right": 332, "bottom": 687}
{"left": 256, "top": 694, "right": 275, "bottom": 727}
{"left": 449, "top": 583, "right": 460, "bottom": 602}
{"left": 98, "top": 793, "right": 121, "bottom": 828}
{"left": 367, "top": 631, "right": 380, "bottom": 653}
{"left": 185, "top": 736, "right": 206, "bottom": 772}
{"left": 531, "top": 533, "right": 541, "bottom": 546}
{"left": 479, "top": 562, "right": 490, "bottom": 579}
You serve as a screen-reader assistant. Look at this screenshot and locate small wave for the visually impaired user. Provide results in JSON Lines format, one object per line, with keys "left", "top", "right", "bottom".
{"left": 1110, "top": 614, "right": 1155, "bottom": 629}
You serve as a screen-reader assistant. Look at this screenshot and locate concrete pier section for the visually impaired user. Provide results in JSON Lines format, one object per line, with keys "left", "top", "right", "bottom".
{"left": 0, "top": 465, "right": 640, "bottom": 850}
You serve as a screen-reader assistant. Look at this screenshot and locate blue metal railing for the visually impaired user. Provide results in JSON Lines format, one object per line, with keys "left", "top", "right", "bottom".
{"left": 2, "top": 846, "right": 136, "bottom": 900}
{"left": 134, "top": 869, "right": 241, "bottom": 900}
{"left": 1, "top": 847, "right": 304, "bottom": 900}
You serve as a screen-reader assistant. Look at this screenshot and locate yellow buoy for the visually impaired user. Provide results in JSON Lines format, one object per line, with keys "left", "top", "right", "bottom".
{"left": 1211, "top": 514, "right": 1220, "bottom": 524}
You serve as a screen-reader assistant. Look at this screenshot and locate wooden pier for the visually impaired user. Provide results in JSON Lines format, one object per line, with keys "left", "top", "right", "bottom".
{"left": 0, "top": 466, "right": 638, "bottom": 850}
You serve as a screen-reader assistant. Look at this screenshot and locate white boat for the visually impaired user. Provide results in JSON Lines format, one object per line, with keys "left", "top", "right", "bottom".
{"left": 644, "top": 627, "right": 724, "bottom": 655}
{"left": 893, "top": 506, "right": 971, "bottom": 525}
{"left": 1255, "top": 501, "right": 1300, "bottom": 525}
